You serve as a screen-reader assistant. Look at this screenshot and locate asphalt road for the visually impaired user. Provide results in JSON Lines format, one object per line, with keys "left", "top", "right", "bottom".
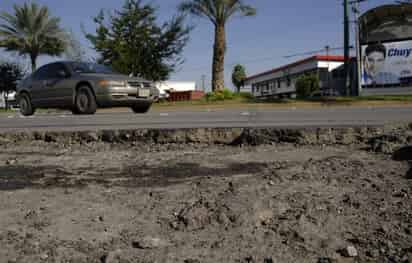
{"left": 0, "top": 106, "right": 412, "bottom": 132}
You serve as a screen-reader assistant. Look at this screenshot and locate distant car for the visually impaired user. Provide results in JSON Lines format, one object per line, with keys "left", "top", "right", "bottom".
{"left": 17, "top": 61, "right": 156, "bottom": 116}
{"left": 6, "top": 91, "right": 18, "bottom": 109}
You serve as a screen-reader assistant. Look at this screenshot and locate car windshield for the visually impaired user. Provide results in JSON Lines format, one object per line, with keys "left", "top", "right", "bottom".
{"left": 69, "top": 62, "right": 115, "bottom": 74}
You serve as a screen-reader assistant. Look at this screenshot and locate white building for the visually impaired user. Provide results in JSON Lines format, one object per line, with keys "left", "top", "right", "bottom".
{"left": 244, "top": 55, "right": 346, "bottom": 98}
{"left": 154, "top": 81, "right": 196, "bottom": 99}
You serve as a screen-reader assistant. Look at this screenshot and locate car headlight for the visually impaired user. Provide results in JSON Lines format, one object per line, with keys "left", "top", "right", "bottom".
{"left": 98, "top": 80, "right": 126, "bottom": 87}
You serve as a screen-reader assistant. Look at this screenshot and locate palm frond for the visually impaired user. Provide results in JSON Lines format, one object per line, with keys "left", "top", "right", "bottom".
{"left": 179, "top": 0, "right": 255, "bottom": 25}
{"left": 179, "top": 0, "right": 217, "bottom": 25}
{"left": 0, "top": 2, "right": 67, "bottom": 70}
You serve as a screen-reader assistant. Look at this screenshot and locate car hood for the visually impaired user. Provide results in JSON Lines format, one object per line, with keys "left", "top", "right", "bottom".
{"left": 79, "top": 73, "right": 151, "bottom": 83}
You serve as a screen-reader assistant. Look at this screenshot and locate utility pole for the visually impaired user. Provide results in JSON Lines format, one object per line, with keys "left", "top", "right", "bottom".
{"left": 326, "top": 45, "right": 331, "bottom": 96}
{"left": 353, "top": 1, "right": 362, "bottom": 96}
{"left": 201, "top": 74, "right": 206, "bottom": 92}
{"left": 349, "top": 0, "right": 367, "bottom": 96}
{"left": 344, "top": 0, "right": 351, "bottom": 96}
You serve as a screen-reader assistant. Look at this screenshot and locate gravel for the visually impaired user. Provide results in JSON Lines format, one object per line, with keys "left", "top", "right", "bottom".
{"left": 0, "top": 126, "right": 411, "bottom": 262}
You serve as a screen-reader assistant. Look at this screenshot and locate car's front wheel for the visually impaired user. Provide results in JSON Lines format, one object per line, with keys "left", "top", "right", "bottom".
{"left": 131, "top": 103, "right": 151, "bottom": 114}
{"left": 19, "top": 93, "right": 35, "bottom": 116}
{"left": 74, "top": 86, "right": 97, "bottom": 115}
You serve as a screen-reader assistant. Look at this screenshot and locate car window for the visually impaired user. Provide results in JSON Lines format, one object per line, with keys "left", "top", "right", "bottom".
{"left": 32, "top": 63, "right": 70, "bottom": 80}
{"left": 47, "top": 63, "right": 69, "bottom": 78}
{"left": 32, "top": 65, "right": 50, "bottom": 80}
{"left": 70, "top": 62, "right": 115, "bottom": 74}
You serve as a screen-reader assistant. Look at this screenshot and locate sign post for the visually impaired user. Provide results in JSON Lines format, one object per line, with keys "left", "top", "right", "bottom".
{"left": 344, "top": 0, "right": 351, "bottom": 96}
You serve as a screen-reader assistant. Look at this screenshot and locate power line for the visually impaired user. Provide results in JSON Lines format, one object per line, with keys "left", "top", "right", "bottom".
{"left": 180, "top": 0, "right": 368, "bottom": 75}
{"left": 181, "top": 47, "right": 351, "bottom": 74}
{"left": 284, "top": 46, "right": 353, "bottom": 58}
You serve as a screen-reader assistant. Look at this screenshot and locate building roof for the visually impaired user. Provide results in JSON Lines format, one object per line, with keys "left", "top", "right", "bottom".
{"left": 245, "top": 55, "right": 346, "bottom": 81}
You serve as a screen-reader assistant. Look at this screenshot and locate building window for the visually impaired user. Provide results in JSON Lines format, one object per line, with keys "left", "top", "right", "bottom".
{"left": 287, "top": 77, "right": 291, "bottom": 87}
{"left": 269, "top": 81, "right": 275, "bottom": 91}
{"left": 277, "top": 80, "right": 281, "bottom": 88}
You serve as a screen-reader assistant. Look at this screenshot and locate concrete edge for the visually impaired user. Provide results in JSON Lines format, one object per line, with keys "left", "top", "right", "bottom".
{"left": 0, "top": 123, "right": 410, "bottom": 146}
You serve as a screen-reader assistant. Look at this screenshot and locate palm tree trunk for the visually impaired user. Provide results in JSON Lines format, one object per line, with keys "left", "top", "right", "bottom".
{"left": 212, "top": 24, "right": 226, "bottom": 91}
{"left": 30, "top": 53, "right": 37, "bottom": 72}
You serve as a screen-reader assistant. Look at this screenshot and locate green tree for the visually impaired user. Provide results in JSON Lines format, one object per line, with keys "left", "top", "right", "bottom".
{"left": 295, "top": 74, "right": 320, "bottom": 98}
{"left": 0, "top": 2, "right": 67, "bottom": 72}
{"left": 64, "top": 30, "right": 88, "bottom": 62}
{"left": 231, "top": 64, "right": 246, "bottom": 93}
{"left": 86, "top": 0, "right": 191, "bottom": 81}
{"left": 0, "top": 60, "right": 25, "bottom": 109}
{"left": 179, "top": 0, "right": 256, "bottom": 91}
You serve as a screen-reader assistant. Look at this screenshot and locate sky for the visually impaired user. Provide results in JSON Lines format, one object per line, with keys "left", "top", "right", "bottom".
{"left": 0, "top": 0, "right": 396, "bottom": 90}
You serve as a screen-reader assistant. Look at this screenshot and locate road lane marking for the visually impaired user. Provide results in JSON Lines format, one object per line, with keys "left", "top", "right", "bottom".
{"left": 159, "top": 113, "right": 169, "bottom": 116}
{"left": 240, "top": 112, "right": 250, "bottom": 116}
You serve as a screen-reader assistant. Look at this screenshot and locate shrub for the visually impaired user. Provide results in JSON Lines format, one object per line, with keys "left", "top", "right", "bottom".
{"left": 295, "top": 74, "right": 320, "bottom": 98}
{"left": 206, "top": 88, "right": 235, "bottom": 101}
{"left": 238, "top": 92, "right": 254, "bottom": 100}
{"left": 204, "top": 89, "right": 254, "bottom": 102}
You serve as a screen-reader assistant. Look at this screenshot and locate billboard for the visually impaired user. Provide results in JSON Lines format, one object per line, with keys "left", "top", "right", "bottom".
{"left": 359, "top": 4, "right": 412, "bottom": 44}
{"left": 361, "top": 40, "right": 412, "bottom": 86}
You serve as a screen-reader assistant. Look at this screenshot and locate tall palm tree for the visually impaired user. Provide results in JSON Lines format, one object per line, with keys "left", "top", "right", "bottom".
{"left": 0, "top": 2, "right": 67, "bottom": 72}
{"left": 179, "top": 0, "right": 255, "bottom": 91}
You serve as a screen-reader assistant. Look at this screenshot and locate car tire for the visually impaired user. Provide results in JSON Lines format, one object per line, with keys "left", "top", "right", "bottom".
{"left": 131, "top": 103, "right": 151, "bottom": 114}
{"left": 71, "top": 107, "right": 80, "bottom": 115}
{"left": 74, "top": 86, "right": 97, "bottom": 115}
{"left": 19, "top": 93, "right": 35, "bottom": 116}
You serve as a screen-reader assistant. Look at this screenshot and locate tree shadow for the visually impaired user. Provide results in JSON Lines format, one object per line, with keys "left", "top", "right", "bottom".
{"left": 0, "top": 162, "right": 268, "bottom": 191}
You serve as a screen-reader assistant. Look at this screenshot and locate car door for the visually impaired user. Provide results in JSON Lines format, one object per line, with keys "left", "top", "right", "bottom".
{"left": 41, "top": 63, "right": 73, "bottom": 107}
{"left": 30, "top": 65, "right": 50, "bottom": 107}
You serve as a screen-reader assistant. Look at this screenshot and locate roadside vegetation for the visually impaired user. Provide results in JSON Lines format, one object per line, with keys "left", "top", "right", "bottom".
{"left": 154, "top": 91, "right": 412, "bottom": 109}
{"left": 0, "top": 2, "right": 67, "bottom": 72}
{"left": 231, "top": 64, "right": 247, "bottom": 93}
{"left": 295, "top": 73, "right": 320, "bottom": 98}
{"left": 86, "top": 0, "right": 191, "bottom": 81}
{"left": 0, "top": 60, "right": 25, "bottom": 109}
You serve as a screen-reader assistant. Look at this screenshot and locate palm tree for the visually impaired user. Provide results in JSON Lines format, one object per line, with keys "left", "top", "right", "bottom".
{"left": 232, "top": 64, "right": 246, "bottom": 93}
{"left": 0, "top": 2, "right": 67, "bottom": 72}
{"left": 179, "top": 0, "right": 255, "bottom": 91}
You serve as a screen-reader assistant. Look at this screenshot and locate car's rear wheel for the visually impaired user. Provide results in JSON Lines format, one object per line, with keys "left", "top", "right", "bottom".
{"left": 71, "top": 107, "right": 80, "bottom": 115}
{"left": 19, "top": 93, "right": 35, "bottom": 116}
{"left": 75, "top": 86, "right": 97, "bottom": 115}
{"left": 131, "top": 103, "right": 151, "bottom": 114}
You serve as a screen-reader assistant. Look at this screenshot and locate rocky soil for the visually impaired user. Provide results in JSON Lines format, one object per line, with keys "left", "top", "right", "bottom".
{"left": 0, "top": 126, "right": 411, "bottom": 263}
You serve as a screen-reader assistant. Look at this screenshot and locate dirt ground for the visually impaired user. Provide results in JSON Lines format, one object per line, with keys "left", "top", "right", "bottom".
{"left": 0, "top": 140, "right": 411, "bottom": 263}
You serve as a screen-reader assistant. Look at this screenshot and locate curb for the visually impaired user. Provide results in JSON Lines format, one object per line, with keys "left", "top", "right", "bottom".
{"left": 0, "top": 125, "right": 403, "bottom": 146}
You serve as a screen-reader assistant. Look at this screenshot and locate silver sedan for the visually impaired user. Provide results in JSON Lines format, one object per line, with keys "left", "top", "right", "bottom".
{"left": 17, "top": 61, "right": 157, "bottom": 116}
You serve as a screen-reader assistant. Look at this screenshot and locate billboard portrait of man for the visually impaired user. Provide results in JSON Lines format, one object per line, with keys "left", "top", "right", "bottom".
{"left": 363, "top": 43, "right": 399, "bottom": 85}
